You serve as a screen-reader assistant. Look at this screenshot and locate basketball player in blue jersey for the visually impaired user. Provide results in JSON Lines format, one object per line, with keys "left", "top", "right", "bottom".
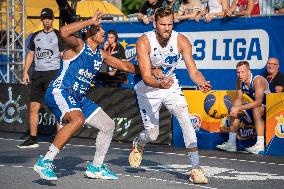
{"left": 216, "top": 61, "right": 271, "bottom": 154}
{"left": 33, "top": 11, "right": 141, "bottom": 181}
{"left": 128, "top": 6, "right": 211, "bottom": 184}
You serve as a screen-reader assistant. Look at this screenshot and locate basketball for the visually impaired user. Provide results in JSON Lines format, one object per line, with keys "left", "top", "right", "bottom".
{"left": 204, "top": 91, "right": 232, "bottom": 119}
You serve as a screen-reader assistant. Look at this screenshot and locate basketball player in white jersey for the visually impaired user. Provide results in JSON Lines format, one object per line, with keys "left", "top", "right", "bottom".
{"left": 129, "top": 6, "right": 211, "bottom": 184}
{"left": 216, "top": 61, "right": 271, "bottom": 154}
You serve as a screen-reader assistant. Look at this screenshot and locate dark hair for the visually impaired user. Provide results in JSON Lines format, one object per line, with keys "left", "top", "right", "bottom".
{"left": 107, "top": 30, "right": 118, "bottom": 42}
{"left": 40, "top": 8, "right": 54, "bottom": 19}
{"left": 81, "top": 25, "right": 100, "bottom": 40}
{"left": 154, "top": 6, "right": 174, "bottom": 21}
{"left": 236, "top": 61, "right": 250, "bottom": 69}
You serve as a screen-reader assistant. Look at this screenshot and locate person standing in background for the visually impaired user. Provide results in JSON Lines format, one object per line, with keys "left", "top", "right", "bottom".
{"left": 18, "top": 8, "right": 64, "bottom": 148}
{"left": 98, "top": 30, "right": 127, "bottom": 87}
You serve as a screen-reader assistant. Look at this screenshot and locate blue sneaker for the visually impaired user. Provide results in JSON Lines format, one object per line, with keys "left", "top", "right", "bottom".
{"left": 33, "top": 155, "right": 57, "bottom": 181}
{"left": 85, "top": 162, "right": 118, "bottom": 180}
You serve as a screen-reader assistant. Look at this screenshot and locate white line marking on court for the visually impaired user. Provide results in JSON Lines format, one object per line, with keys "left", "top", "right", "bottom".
{"left": 0, "top": 137, "right": 283, "bottom": 167}
{"left": 0, "top": 165, "right": 218, "bottom": 189}
{"left": 117, "top": 173, "right": 217, "bottom": 189}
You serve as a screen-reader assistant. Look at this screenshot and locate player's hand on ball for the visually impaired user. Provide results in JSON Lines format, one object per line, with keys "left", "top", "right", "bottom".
{"left": 229, "top": 106, "right": 239, "bottom": 118}
{"left": 198, "top": 81, "right": 211, "bottom": 92}
{"left": 160, "top": 76, "right": 174, "bottom": 89}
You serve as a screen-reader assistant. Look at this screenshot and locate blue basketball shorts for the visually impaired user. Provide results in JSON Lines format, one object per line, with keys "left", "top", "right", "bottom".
{"left": 44, "top": 87, "right": 101, "bottom": 125}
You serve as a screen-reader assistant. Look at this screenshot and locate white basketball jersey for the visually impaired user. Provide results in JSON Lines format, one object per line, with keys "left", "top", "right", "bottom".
{"left": 145, "top": 30, "right": 181, "bottom": 78}
{"left": 135, "top": 30, "right": 182, "bottom": 97}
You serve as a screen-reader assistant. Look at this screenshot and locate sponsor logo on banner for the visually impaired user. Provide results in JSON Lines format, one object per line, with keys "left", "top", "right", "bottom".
{"left": 275, "top": 114, "right": 284, "bottom": 138}
{"left": 0, "top": 87, "right": 27, "bottom": 124}
{"left": 39, "top": 112, "right": 56, "bottom": 126}
{"left": 118, "top": 30, "right": 269, "bottom": 69}
{"left": 114, "top": 117, "right": 132, "bottom": 136}
{"left": 237, "top": 122, "right": 256, "bottom": 140}
{"left": 181, "top": 30, "right": 269, "bottom": 69}
{"left": 189, "top": 114, "right": 202, "bottom": 132}
{"left": 118, "top": 35, "right": 141, "bottom": 62}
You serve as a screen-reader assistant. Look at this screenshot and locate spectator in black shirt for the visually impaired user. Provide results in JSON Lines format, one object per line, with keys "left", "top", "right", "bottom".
{"left": 98, "top": 30, "right": 127, "bottom": 87}
{"left": 263, "top": 57, "right": 284, "bottom": 93}
{"left": 138, "top": 0, "right": 163, "bottom": 24}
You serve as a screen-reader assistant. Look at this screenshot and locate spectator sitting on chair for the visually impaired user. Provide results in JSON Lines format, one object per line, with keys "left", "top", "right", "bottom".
{"left": 216, "top": 61, "right": 271, "bottom": 155}
{"left": 273, "top": 0, "right": 284, "bottom": 14}
{"left": 263, "top": 57, "right": 284, "bottom": 93}
{"left": 138, "top": 0, "right": 163, "bottom": 24}
{"left": 225, "top": 0, "right": 260, "bottom": 17}
{"left": 97, "top": 30, "right": 127, "bottom": 87}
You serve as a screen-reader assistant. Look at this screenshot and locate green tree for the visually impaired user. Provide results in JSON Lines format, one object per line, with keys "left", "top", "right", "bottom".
{"left": 122, "top": 0, "right": 145, "bottom": 15}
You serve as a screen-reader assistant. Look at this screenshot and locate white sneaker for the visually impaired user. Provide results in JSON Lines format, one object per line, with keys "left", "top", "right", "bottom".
{"left": 245, "top": 144, "right": 264, "bottom": 154}
{"left": 189, "top": 168, "right": 208, "bottom": 184}
{"left": 216, "top": 141, "right": 237, "bottom": 152}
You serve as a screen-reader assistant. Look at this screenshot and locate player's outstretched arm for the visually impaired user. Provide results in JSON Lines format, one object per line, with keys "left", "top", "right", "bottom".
{"left": 101, "top": 49, "right": 140, "bottom": 74}
{"left": 179, "top": 34, "right": 211, "bottom": 92}
{"left": 60, "top": 10, "right": 103, "bottom": 51}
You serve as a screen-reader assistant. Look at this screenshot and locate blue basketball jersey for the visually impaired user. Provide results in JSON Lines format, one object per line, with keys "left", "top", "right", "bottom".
{"left": 240, "top": 73, "right": 270, "bottom": 105}
{"left": 51, "top": 43, "right": 102, "bottom": 96}
{"left": 45, "top": 43, "right": 103, "bottom": 124}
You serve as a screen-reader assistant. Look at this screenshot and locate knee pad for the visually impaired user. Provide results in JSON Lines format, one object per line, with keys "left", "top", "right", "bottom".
{"left": 86, "top": 109, "right": 115, "bottom": 132}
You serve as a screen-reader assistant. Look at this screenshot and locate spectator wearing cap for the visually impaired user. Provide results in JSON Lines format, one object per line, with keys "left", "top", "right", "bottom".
{"left": 263, "top": 57, "right": 284, "bottom": 93}
{"left": 17, "top": 8, "right": 64, "bottom": 149}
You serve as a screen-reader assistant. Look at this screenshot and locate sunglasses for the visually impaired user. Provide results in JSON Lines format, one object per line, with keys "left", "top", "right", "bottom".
{"left": 267, "top": 63, "right": 279, "bottom": 66}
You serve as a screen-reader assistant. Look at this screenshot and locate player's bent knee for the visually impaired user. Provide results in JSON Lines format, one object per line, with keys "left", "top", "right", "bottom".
{"left": 252, "top": 107, "right": 264, "bottom": 118}
{"left": 73, "top": 116, "right": 85, "bottom": 129}
{"left": 86, "top": 109, "right": 115, "bottom": 132}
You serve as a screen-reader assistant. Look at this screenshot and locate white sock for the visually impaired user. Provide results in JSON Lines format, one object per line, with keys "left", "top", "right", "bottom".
{"left": 228, "top": 132, "right": 237, "bottom": 145}
{"left": 188, "top": 151, "right": 199, "bottom": 169}
{"left": 93, "top": 155, "right": 105, "bottom": 167}
{"left": 43, "top": 144, "right": 60, "bottom": 161}
{"left": 256, "top": 136, "right": 264, "bottom": 147}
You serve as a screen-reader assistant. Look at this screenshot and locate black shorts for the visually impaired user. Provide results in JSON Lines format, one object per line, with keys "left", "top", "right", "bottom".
{"left": 30, "top": 70, "right": 57, "bottom": 103}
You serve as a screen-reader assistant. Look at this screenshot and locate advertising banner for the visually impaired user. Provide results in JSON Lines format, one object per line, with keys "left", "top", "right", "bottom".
{"left": 0, "top": 84, "right": 29, "bottom": 132}
{"left": 102, "top": 16, "right": 284, "bottom": 90}
{"left": 266, "top": 93, "right": 284, "bottom": 156}
{"left": 0, "top": 84, "right": 172, "bottom": 145}
{"left": 172, "top": 90, "right": 257, "bottom": 150}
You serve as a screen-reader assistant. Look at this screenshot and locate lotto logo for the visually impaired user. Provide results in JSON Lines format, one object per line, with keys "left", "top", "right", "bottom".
{"left": 275, "top": 114, "right": 284, "bottom": 138}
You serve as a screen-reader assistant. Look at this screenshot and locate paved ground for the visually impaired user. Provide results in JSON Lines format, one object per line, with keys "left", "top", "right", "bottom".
{"left": 0, "top": 131, "right": 283, "bottom": 189}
